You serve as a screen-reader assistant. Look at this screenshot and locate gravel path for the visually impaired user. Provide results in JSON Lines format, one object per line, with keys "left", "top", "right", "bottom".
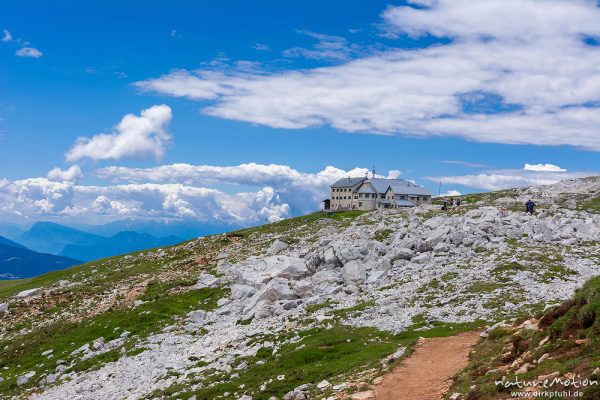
{"left": 375, "top": 331, "right": 481, "bottom": 400}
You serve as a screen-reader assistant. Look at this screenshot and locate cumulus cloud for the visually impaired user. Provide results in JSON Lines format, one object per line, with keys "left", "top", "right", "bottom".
{"left": 0, "top": 164, "right": 407, "bottom": 225}
{"left": 94, "top": 162, "right": 407, "bottom": 214}
{"left": 47, "top": 165, "right": 83, "bottom": 182}
{"left": 135, "top": 0, "right": 600, "bottom": 151}
{"left": 523, "top": 163, "right": 567, "bottom": 172}
{"left": 0, "top": 178, "right": 289, "bottom": 225}
{"left": 15, "top": 47, "right": 43, "bottom": 58}
{"left": 66, "top": 105, "right": 172, "bottom": 162}
{"left": 438, "top": 189, "right": 462, "bottom": 197}
{"left": 2, "top": 29, "right": 12, "bottom": 42}
{"left": 0, "top": 178, "right": 75, "bottom": 217}
{"left": 95, "top": 163, "right": 399, "bottom": 217}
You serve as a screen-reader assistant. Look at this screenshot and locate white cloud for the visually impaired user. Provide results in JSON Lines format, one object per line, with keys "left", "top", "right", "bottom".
{"left": 0, "top": 178, "right": 75, "bottom": 216}
{"left": 15, "top": 47, "right": 43, "bottom": 58}
{"left": 0, "top": 178, "right": 289, "bottom": 225}
{"left": 0, "top": 164, "right": 407, "bottom": 225}
{"left": 440, "top": 160, "right": 489, "bottom": 168}
{"left": 282, "top": 30, "right": 362, "bottom": 62}
{"left": 95, "top": 163, "right": 396, "bottom": 217}
{"left": 381, "top": 0, "right": 600, "bottom": 41}
{"left": 135, "top": 0, "right": 600, "bottom": 151}
{"left": 523, "top": 163, "right": 567, "bottom": 172}
{"left": 91, "top": 195, "right": 132, "bottom": 215}
{"left": 47, "top": 165, "right": 83, "bottom": 182}
{"left": 387, "top": 169, "right": 402, "bottom": 179}
{"left": 66, "top": 105, "right": 172, "bottom": 162}
{"left": 438, "top": 189, "right": 462, "bottom": 197}
{"left": 2, "top": 29, "right": 12, "bottom": 42}
{"left": 253, "top": 43, "right": 271, "bottom": 51}
{"left": 426, "top": 170, "right": 596, "bottom": 191}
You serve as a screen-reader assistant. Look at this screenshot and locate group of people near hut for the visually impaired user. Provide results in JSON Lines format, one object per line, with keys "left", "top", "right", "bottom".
{"left": 441, "top": 197, "right": 461, "bottom": 211}
{"left": 439, "top": 196, "right": 537, "bottom": 215}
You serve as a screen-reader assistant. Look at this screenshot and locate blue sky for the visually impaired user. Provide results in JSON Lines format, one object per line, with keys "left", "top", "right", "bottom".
{"left": 1, "top": 0, "right": 599, "bottom": 226}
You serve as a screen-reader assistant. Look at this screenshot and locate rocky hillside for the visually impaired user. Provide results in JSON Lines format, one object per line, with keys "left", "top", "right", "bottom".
{"left": 0, "top": 177, "right": 598, "bottom": 400}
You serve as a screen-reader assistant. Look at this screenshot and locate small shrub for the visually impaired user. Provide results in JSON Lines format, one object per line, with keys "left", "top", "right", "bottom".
{"left": 578, "top": 305, "right": 597, "bottom": 329}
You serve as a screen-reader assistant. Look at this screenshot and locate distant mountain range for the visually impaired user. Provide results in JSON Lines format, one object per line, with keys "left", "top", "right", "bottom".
{"left": 0, "top": 235, "right": 81, "bottom": 279}
{"left": 0, "top": 224, "right": 26, "bottom": 241}
{"left": 16, "top": 222, "right": 184, "bottom": 262}
{"left": 60, "top": 231, "right": 182, "bottom": 261}
{"left": 17, "top": 222, "right": 101, "bottom": 256}
{"left": 0, "top": 219, "right": 235, "bottom": 279}
{"left": 72, "top": 218, "right": 236, "bottom": 241}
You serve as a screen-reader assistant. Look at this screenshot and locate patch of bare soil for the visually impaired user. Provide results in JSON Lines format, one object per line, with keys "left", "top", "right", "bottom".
{"left": 375, "top": 331, "right": 481, "bottom": 400}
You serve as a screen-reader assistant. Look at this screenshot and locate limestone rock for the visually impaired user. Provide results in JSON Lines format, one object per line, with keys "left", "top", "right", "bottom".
{"left": 17, "top": 371, "right": 36, "bottom": 386}
{"left": 351, "top": 391, "right": 374, "bottom": 400}
{"left": 267, "top": 239, "right": 288, "bottom": 255}
{"left": 317, "top": 380, "right": 332, "bottom": 390}
{"left": 311, "top": 269, "right": 342, "bottom": 286}
{"left": 342, "top": 260, "right": 366, "bottom": 286}
{"left": 196, "top": 273, "right": 219, "bottom": 288}
{"left": 231, "top": 284, "right": 258, "bottom": 300}
{"left": 15, "top": 288, "right": 41, "bottom": 299}
{"left": 389, "top": 247, "right": 413, "bottom": 261}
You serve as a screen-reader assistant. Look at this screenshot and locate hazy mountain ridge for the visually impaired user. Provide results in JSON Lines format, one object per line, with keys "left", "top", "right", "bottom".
{"left": 0, "top": 241, "right": 81, "bottom": 279}
{"left": 0, "top": 177, "right": 598, "bottom": 399}
{"left": 17, "top": 222, "right": 100, "bottom": 256}
{"left": 15, "top": 221, "right": 185, "bottom": 262}
{"left": 59, "top": 231, "right": 183, "bottom": 261}
{"left": 0, "top": 235, "right": 25, "bottom": 250}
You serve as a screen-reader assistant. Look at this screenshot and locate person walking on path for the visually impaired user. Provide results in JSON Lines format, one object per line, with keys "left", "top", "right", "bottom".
{"left": 526, "top": 199, "right": 536, "bottom": 214}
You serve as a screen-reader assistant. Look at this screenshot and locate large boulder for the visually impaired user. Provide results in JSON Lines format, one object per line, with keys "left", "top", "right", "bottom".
{"left": 323, "top": 247, "right": 342, "bottom": 267}
{"left": 187, "top": 310, "right": 207, "bottom": 324}
{"left": 0, "top": 303, "right": 8, "bottom": 313}
{"left": 231, "top": 284, "right": 258, "bottom": 300}
{"left": 311, "top": 269, "right": 344, "bottom": 285}
{"left": 15, "top": 288, "right": 41, "bottom": 299}
{"left": 267, "top": 239, "right": 289, "bottom": 255}
{"left": 266, "top": 256, "right": 310, "bottom": 281}
{"left": 425, "top": 226, "right": 450, "bottom": 250}
{"left": 366, "top": 269, "right": 389, "bottom": 286}
{"left": 411, "top": 252, "right": 430, "bottom": 264}
{"left": 242, "top": 278, "right": 299, "bottom": 319}
{"left": 230, "top": 256, "right": 310, "bottom": 288}
{"left": 389, "top": 248, "right": 413, "bottom": 261}
{"left": 253, "top": 278, "right": 299, "bottom": 303}
{"left": 342, "top": 260, "right": 366, "bottom": 286}
{"left": 196, "top": 273, "right": 219, "bottom": 289}
{"left": 311, "top": 269, "right": 343, "bottom": 286}
{"left": 372, "top": 257, "right": 392, "bottom": 272}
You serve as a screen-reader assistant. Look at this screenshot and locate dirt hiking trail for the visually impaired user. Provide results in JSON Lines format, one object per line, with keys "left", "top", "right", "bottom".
{"left": 374, "top": 330, "right": 481, "bottom": 400}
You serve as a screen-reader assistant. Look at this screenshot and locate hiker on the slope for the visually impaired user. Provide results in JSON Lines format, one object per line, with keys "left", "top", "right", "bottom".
{"left": 442, "top": 198, "right": 448, "bottom": 211}
{"left": 526, "top": 199, "right": 536, "bottom": 214}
